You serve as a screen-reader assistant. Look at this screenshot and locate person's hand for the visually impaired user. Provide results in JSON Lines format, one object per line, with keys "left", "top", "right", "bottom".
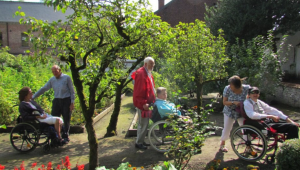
{"left": 287, "top": 118, "right": 300, "bottom": 127}
{"left": 292, "top": 121, "right": 300, "bottom": 127}
{"left": 38, "top": 114, "right": 47, "bottom": 119}
{"left": 143, "top": 104, "right": 149, "bottom": 110}
{"left": 233, "top": 101, "right": 240, "bottom": 106}
{"left": 271, "top": 115, "right": 280, "bottom": 122}
{"left": 70, "top": 103, "right": 74, "bottom": 111}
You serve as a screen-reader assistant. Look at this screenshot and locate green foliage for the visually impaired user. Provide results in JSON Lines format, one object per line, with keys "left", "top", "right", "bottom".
{"left": 164, "top": 19, "right": 228, "bottom": 109}
{"left": 229, "top": 32, "right": 290, "bottom": 96}
{"left": 166, "top": 107, "right": 214, "bottom": 170}
{"left": 275, "top": 138, "right": 300, "bottom": 170}
{"left": 96, "top": 162, "right": 177, "bottom": 170}
{"left": 16, "top": 0, "right": 171, "bottom": 169}
{"left": 0, "top": 124, "right": 6, "bottom": 129}
{"left": 205, "top": 0, "right": 300, "bottom": 44}
{"left": 0, "top": 52, "right": 89, "bottom": 125}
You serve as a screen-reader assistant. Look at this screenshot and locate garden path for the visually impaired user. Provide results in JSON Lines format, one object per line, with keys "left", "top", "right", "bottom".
{"left": 0, "top": 95, "right": 299, "bottom": 170}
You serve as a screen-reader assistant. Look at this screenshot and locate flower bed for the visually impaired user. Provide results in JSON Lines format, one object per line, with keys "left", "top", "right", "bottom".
{"left": 0, "top": 156, "right": 176, "bottom": 170}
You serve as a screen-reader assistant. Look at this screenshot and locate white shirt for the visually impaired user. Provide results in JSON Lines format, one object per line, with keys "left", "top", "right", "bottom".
{"left": 243, "top": 99, "right": 288, "bottom": 120}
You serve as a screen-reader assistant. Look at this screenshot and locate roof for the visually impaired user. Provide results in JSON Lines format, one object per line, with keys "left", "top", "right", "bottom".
{"left": 155, "top": 0, "right": 217, "bottom": 27}
{"left": 0, "top": 1, "right": 73, "bottom": 23}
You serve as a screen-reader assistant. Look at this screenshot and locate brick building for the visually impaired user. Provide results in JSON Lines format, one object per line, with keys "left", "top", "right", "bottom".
{"left": 0, "top": 1, "right": 72, "bottom": 54}
{"left": 155, "top": 0, "right": 218, "bottom": 26}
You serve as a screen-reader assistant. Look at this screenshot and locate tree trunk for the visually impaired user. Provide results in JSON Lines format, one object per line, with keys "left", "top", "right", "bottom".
{"left": 85, "top": 114, "right": 99, "bottom": 170}
{"left": 104, "top": 80, "right": 124, "bottom": 137}
{"left": 195, "top": 80, "right": 203, "bottom": 114}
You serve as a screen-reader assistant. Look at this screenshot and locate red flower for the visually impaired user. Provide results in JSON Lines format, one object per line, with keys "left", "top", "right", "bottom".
{"left": 56, "top": 164, "right": 61, "bottom": 170}
{"left": 31, "top": 162, "right": 37, "bottom": 168}
{"left": 77, "top": 164, "right": 84, "bottom": 170}
{"left": 0, "top": 164, "right": 5, "bottom": 170}
{"left": 38, "top": 168, "right": 41, "bottom": 170}
{"left": 14, "top": 167, "right": 18, "bottom": 170}
{"left": 47, "top": 162, "right": 52, "bottom": 170}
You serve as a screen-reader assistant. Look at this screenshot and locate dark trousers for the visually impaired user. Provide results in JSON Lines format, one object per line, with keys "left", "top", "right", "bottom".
{"left": 244, "top": 119, "right": 299, "bottom": 139}
{"left": 51, "top": 97, "right": 71, "bottom": 137}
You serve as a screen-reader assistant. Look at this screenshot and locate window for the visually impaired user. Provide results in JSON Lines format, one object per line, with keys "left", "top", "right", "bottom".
{"left": 0, "top": 32, "right": 2, "bottom": 46}
{"left": 21, "top": 33, "right": 29, "bottom": 47}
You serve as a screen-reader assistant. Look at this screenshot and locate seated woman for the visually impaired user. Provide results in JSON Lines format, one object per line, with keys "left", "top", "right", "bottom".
{"left": 18, "top": 87, "right": 65, "bottom": 142}
{"left": 243, "top": 87, "right": 299, "bottom": 139}
{"left": 154, "top": 87, "right": 182, "bottom": 118}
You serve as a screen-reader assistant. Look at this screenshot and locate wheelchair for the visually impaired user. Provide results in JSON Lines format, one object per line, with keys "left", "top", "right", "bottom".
{"left": 230, "top": 103, "right": 286, "bottom": 163}
{"left": 147, "top": 104, "right": 179, "bottom": 153}
{"left": 10, "top": 115, "right": 67, "bottom": 153}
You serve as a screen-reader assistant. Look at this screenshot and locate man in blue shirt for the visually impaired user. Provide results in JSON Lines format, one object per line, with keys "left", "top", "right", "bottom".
{"left": 33, "top": 65, "right": 75, "bottom": 141}
{"left": 154, "top": 87, "right": 181, "bottom": 118}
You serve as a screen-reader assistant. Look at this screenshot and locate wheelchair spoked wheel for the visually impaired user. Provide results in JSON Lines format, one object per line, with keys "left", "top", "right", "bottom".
{"left": 231, "top": 125, "right": 267, "bottom": 162}
{"left": 148, "top": 120, "right": 175, "bottom": 153}
{"left": 10, "top": 123, "right": 39, "bottom": 153}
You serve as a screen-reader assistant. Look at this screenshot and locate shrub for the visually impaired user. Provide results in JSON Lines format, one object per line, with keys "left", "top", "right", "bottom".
{"left": 275, "top": 138, "right": 300, "bottom": 170}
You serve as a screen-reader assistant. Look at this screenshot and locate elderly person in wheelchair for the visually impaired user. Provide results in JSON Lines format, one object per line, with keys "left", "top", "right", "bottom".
{"left": 243, "top": 87, "right": 299, "bottom": 139}
{"left": 154, "top": 87, "right": 191, "bottom": 121}
{"left": 18, "top": 87, "right": 67, "bottom": 144}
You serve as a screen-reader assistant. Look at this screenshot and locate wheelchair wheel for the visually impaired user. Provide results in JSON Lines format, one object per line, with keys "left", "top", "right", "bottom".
{"left": 10, "top": 123, "right": 39, "bottom": 153}
{"left": 148, "top": 120, "right": 175, "bottom": 153}
{"left": 231, "top": 125, "right": 267, "bottom": 162}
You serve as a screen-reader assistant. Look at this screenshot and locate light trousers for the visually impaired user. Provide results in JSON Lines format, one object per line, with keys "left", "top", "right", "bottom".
{"left": 221, "top": 113, "right": 244, "bottom": 141}
{"left": 136, "top": 108, "right": 149, "bottom": 144}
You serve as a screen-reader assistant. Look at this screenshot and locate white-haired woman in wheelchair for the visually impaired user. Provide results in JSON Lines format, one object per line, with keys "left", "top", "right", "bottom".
{"left": 18, "top": 87, "right": 66, "bottom": 143}
{"left": 244, "top": 87, "right": 299, "bottom": 140}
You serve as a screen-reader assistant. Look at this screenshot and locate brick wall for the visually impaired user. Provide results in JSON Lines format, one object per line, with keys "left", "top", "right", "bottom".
{"left": 0, "top": 22, "right": 31, "bottom": 54}
{"left": 155, "top": 0, "right": 217, "bottom": 26}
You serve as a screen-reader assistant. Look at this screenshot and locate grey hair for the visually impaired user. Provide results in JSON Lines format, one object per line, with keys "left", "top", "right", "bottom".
{"left": 156, "top": 87, "right": 167, "bottom": 95}
{"left": 144, "top": 56, "right": 154, "bottom": 64}
{"left": 52, "top": 65, "right": 61, "bottom": 70}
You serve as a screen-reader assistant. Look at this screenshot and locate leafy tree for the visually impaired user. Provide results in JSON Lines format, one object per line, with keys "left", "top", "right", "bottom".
{"left": 166, "top": 20, "right": 228, "bottom": 112}
{"left": 0, "top": 46, "right": 16, "bottom": 71}
{"left": 229, "top": 32, "right": 290, "bottom": 96}
{"left": 16, "top": 0, "right": 168, "bottom": 169}
{"left": 205, "top": 0, "right": 300, "bottom": 44}
{"left": 104, "top": 27, "right": 171, "bottom": 137}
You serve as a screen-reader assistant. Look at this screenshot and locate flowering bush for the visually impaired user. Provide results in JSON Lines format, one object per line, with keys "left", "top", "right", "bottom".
{"left": 0, "top": 157, "right": 176, "bottom": 170}
{"left": 166, "top": 106, "right": 215, "bottom": 170}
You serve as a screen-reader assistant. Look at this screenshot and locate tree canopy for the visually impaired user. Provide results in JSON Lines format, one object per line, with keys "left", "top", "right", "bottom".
{"left": 205, "top": 0, "right": 300, "bottom": 44}
{"left": 16, "top": 0, "right": 170, "bottom": 169}
{"left": 165, "top": 20, "right": 228, "bottom": 111}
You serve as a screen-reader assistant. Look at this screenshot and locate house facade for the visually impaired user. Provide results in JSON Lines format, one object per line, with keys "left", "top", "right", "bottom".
{"left": 0, "top": 1, "right": 72, "bottom": 55}
{"left": 155, "top": 0, "right": 217, "bottom": 26}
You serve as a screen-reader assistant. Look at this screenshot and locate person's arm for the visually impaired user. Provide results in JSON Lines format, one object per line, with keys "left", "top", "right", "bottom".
{"left": 19, "top": 103, "right": 40, "bottom": 121}
{"left": 259, "top": 101, "right": 288, "bottom": 120}
{"left": 32, "top": 79, "right": 52, "bottom": 99}
{"left": 244, "top": 100, "right": 275, "bottom": 120}
{"left": 286, "top": 118, "right": 300, "bottom": 127}
{"left": 67, "top": 76, "right": 75, "bottom": 111}
{"left": 133, "top": 71, "right": 148, "bottom": 110}
{"left": 222, "top": 86, "right": 239, "bottom": 106}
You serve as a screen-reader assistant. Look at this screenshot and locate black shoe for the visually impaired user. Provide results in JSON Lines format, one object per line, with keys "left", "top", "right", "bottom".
{"left": 143, "top": 142, "right": 150, "bottom": 146}
{"left": 135, "top": 143, "right": 147, "bottom": 149}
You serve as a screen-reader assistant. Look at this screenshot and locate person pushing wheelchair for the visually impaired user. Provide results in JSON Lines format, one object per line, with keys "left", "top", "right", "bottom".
{"left": 244, "top": 87, "right": 299, "bottom": 139}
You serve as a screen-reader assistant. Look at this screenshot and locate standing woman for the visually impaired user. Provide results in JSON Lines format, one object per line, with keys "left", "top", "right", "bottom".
{"left": 220, "top": 75, "right": 250, "bottom": 152}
